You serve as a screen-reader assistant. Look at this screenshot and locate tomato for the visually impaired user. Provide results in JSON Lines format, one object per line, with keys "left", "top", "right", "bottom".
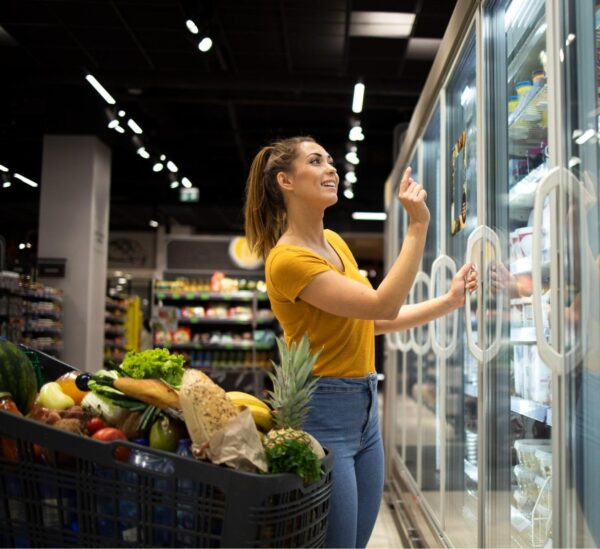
{"left": 0, "top": 394, "right": 22, "bottom": 460}
{"left": 92, "top": 427, "right": 130, "bottom": 462}
{"left": 86, "top": 417, "right": 107, "bottom": 436}
{"left": 55, "top": 371, "right": 89, "bottom": 405}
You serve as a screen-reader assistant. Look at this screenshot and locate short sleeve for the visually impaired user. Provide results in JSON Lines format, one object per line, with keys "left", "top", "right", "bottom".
{"left": 267, "top": 248, "right": 331, "bottom": 303}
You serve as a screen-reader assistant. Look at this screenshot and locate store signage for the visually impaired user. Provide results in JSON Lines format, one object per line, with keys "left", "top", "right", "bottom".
{"left": 180, "top": 187, "right": 200, "bottom": 202}
{"left": 37, "top": 257, "right": 66, "bottom": 278}
{"left": 228, "top": 236, "right": 263, "bottom": 270}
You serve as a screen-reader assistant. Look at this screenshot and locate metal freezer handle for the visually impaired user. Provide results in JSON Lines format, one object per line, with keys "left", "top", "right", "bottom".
{"left": 429, "top": 255, "right": 458, "bottom": 358}
{"left": 409, "top": 271, "right": 432, "bottom": 356}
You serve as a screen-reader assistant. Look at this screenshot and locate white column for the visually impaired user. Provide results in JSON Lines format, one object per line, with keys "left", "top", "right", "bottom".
{"left": 38, "top": 135, "right": 111, "bottom": 372}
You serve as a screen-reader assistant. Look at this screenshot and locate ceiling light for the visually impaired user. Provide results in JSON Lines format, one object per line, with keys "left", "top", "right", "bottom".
{"left": 136, "top": 147, "right": 150, "bottom": 159}
{"left": 350, "top": 12, "right": 415, "bottom": 38}
{"left": 198, "top": 37, "right": 213, "bottom": 52}
{"left": 170, "top": 180, "right": 180, "bottom": 189}
{"left": 85, "top": 74, "right": 116, "bottom": 105}
{"left": 2, "top": 181, "right": 10, "bottom": 188}
{"left": 345, "top": 171, "right": 357, "bottom": 183}
{"left": 352, "top": 211, "right": 387, "bottom": 221}
{"left": 345, "top": 151, "right": 359, "bottom": 165}
{"left": 160, "top": 154, "right": 166, "bottom": 161}
{"left": 149, "top": 220, "right": 159, "bottom": 228}
{"left": 152, "top": 162, "right": 164, "bottom": 172}
{"left": 114, "top": 125, "right": 125, "bottom": 133}
{"left": 14, "top": 173, "right": 38, "bottom": 187}
{"left": 181, "top": 176, "right": 192, "bottom": 188}
{"left": 167, "top": 160, "right": 179, "bottom": 173}
{"left": 344, "top": 188, "right": 354, "bottom": 199}
{"left": 18, "top": 243, "right": 25, "bottom": 250}
{"left": 118, "top": 277, "right": 127, "bottom": 284}
{"left": 118, "top": 110, "right": 126, "bottom": 117}
{"left": 108, "top": 120, "right": 120, "bottom": 129}
{"left": 352, "top": 82, "right": 365, "bottom": 113}
{"left": 349, "top": 126, "right": 365, "bottom": 141}
{"left": 0, "top": 164, "right": 8, "bottom": 172}
{"left": 186, "top": 19, "right": 199, "bottom": 34}
{"left": 26, "top": 243, "right": 32, "bottom": 249}
{"left": 127, "top": 118, "right": 143, "bottom": 134}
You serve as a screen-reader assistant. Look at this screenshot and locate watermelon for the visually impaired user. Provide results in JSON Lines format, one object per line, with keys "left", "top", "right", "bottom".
{"left": 0, "top": 339, "right": 38, "bottom": 414}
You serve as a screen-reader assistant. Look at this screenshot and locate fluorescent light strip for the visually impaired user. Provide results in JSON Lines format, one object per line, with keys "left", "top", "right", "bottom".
{"left": 0, "top": 164, "right": 8, "bottom": 172}
{"left": 85, "top": 74, "right": 116, "bottom": 105}
{"left": 14, "top": 173, "right": 38, "bottom": 187}
{"left": 352, "top": 83, "right": 365, "bottom": 113}
{"left": 352, "top": 211, "right": 387, "bottom": 221}
{"left": 127, "top": 118, "right": 143, "bottom": 134}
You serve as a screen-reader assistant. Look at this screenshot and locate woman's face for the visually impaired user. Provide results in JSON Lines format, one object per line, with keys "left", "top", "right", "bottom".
{"left": 283, "top": 141, "right": 339, "bottom": 207}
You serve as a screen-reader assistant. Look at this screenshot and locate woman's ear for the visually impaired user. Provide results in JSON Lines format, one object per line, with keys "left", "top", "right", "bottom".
{"left": 276, "top": 171, "right": 294, "bottom": 193}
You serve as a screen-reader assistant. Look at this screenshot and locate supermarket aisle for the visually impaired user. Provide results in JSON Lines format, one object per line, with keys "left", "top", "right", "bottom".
{"left": 368, "top": 500, "right": 405, "bottom": 548}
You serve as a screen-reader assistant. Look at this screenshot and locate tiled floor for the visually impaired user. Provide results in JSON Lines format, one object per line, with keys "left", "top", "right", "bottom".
{"left": 367, "top": 500, "right": 404, "bottom": 548}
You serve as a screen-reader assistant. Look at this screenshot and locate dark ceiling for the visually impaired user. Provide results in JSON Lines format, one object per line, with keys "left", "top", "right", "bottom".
{"left": 0, "top": 0, "right": 457, "bottom": 247}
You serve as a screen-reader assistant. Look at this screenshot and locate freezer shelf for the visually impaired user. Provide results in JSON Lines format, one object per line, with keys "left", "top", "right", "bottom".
{"left": 511, "top": 396, "right": 552, "bottom": 425}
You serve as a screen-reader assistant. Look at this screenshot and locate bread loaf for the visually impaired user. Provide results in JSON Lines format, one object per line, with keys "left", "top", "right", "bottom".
{"left": 179, "top": 368, "right": 239, "bottom": 445}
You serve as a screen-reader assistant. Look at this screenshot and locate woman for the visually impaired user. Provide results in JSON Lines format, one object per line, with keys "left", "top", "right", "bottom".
{"left": 244, "top": 136, "right": 476, "bottom": 548}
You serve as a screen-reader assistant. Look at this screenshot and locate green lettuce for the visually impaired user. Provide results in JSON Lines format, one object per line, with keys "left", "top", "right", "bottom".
{"left": 121, "top": 348, "right": 185, "bottom": 387}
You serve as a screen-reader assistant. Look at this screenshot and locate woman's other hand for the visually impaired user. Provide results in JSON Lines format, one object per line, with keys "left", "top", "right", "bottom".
{"left": 398, "top": 167, "right": 430, "bottom": 226}
{"left": 446, "top": 263, "right": 478, "bottom": 308}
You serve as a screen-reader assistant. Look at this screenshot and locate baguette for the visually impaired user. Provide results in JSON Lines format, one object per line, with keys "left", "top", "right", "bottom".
{"left": 112, "top": 377, "right": 180, "bottom": 410}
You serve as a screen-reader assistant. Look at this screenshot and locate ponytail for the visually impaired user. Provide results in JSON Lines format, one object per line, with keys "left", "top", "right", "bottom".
{"left": 244, "top": 136, "right": 314, "bottom": 260}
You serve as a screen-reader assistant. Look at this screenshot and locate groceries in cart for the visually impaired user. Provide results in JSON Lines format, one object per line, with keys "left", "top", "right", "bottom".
{"left": 0, "top": 335, "right": 326, "bottom": 483}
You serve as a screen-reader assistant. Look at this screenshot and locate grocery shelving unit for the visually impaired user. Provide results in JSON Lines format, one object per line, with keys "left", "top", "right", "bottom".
{"left": 104, "top": 296, "right": 128, "bottom": 365}
{"left": 152, "top": 278, "right": 279, "bottom": 395}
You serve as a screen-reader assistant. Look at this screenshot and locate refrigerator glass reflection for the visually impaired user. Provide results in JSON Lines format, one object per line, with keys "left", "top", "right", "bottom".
{"left": 420, "top": 105, "right": 442, "bottom": 520}
{"left": 444, "top": 29, "right": 479, "bottom": 548}
{"left": 561, "top": 1, "right": 600, "bottom": 547}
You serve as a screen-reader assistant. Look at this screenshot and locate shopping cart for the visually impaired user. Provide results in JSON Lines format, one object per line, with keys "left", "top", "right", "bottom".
{"left": 0, "top": 347, "right": 333, "bottom": 547}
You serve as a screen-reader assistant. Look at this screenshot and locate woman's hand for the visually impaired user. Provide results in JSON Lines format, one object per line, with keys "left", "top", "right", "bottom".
{"left": 398, "top": 167, "right": 430, "bottom": 226}
{"left": 446, "top": 263, "right": 478, "bottom": 308}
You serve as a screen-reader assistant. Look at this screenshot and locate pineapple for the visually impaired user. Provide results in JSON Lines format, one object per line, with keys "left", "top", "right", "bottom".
{"left": 263, "top": 334, "right": 325, "bottom": 482}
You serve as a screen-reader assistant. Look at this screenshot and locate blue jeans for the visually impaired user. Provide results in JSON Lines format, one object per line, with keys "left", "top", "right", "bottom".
{"left": 304, "top": 373, "right": 384, "bottom": 548}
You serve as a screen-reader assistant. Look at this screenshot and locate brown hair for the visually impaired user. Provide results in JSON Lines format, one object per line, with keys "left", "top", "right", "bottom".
{"left": 244, "top": 136, "right": 315, "bottom": 260}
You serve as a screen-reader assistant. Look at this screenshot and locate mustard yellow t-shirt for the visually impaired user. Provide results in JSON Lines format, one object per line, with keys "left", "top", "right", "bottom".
{"left": 265, "top": 229, "right": 375, "bottom": 378}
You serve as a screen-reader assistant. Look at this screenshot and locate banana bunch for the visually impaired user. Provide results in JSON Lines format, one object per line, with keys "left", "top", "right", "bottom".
{"left": 226, "top": 391, "right": 273, "bottom": 432}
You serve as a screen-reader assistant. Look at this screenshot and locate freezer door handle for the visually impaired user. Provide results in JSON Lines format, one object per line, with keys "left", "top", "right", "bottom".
{"left": 532, "top": 167, "right": 562, "bottom": 371}
{"left": 409, "top": 271, "right": 432, "bottom": 356}
{"left": 393, "top": 326, "right": 413, "bottom": 352}
{"left": 430, "top": 255, "right": 458, "bottom": 358}
{"left": 465, "top": 225, "right": 503, "bottom": 361}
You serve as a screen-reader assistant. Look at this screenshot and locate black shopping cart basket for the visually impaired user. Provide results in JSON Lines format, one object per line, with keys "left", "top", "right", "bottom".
{"left": 0, "top": 347, "right": 333, "bottom": 548}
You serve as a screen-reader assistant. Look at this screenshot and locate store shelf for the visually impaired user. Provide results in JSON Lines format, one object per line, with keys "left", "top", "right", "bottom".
{"left": 105, "top": 315, "right": 126, "bottom": 324}
{"left": 21, "top": 292, "right": 63, "bottom": 304}
{"left": 157, "top": 290, "right": 256, "bottom": 302}
{"left": 159, "top": 342, "right": 274, "bottom": 351}
{"left": 511, "top": 504, "right": 532, "bottom": 534}
{"left": 177, "top": 317, "right": 253, "bottom": 326}
{"left": 511, "top": 326, "right": 536, "bottom": 343}
{"left": 510, "top": 395, "right": 551, "bottom": 425}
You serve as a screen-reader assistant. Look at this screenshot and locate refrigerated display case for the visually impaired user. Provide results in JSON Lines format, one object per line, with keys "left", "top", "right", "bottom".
{"left": 382, "top": 0, "right": 600, "bottom": 547}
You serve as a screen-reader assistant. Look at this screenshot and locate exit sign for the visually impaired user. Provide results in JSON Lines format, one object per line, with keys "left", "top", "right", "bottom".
{"left": 180, "top": 187, "right": 200, "bottom": 202}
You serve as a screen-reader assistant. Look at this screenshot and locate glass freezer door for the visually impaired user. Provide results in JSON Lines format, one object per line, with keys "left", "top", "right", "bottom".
{"left": 443, "top": 28, "right": 480, "bottom": 549}
{"left": 560, "top": 1, "right": 600, "bottom": 547}
{"left": 419, "top": 105, "right": 443, "bottom": 522}
{"left": 484, "top": 0, "right": 553, "bottom": 546}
